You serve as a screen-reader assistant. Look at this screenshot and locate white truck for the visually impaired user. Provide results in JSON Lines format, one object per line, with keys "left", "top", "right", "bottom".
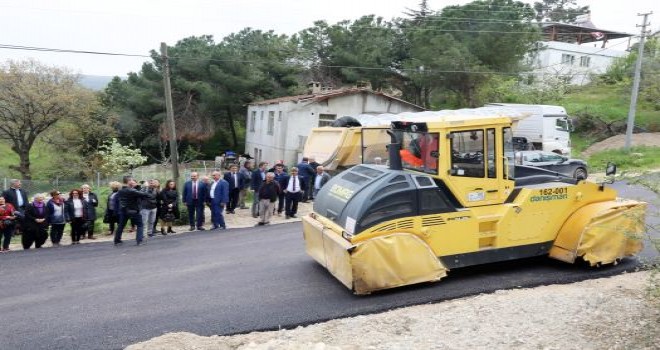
{"left": 485, "top": 103, "right": 573, "bottom": 155}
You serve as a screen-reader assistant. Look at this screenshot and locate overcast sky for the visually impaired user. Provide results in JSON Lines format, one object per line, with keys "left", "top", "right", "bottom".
{"left": 0, "top": 0, "right": 657, "bottom": 76}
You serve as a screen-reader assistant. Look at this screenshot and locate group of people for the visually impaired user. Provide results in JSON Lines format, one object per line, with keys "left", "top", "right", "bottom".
{"left": 183, "top": 157, "right": 331, "bottom": 229}
{"left": 0, "top": 180, "right": 100, "bottom": 251}
{"left": 0, "top": 157, "right": 332, "bottom": 251}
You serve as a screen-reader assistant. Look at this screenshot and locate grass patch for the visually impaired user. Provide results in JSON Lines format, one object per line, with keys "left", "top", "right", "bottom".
{"left": 587, "top": 146, "right": 660, "bottom": 173}
{"left": 561, "top": 84, "right": 658, "bottom": 127}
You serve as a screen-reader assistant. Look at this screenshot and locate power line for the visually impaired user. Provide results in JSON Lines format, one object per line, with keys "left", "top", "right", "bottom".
{"left": 0, "top": 37, "right": 640, "bottom": 78}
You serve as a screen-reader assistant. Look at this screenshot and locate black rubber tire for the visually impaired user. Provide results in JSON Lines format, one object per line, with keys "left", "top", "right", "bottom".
{"left": 574, "top": 167, "right": 588, "bottom": 180}
{"left": 331, "top": 116, "right": 362, "bottom": 127}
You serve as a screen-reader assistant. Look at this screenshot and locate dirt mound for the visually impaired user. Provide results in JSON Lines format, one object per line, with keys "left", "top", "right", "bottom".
{"left": 582, "top": 133, "right": 660, "bottom": 157}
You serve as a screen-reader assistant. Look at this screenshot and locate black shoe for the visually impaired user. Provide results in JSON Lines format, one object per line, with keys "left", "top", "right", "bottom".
{"left": 114, "top": 241, "right": 123, "bottom": 246}
{"left": 197, "top": 227, "right": 206, "bottom": 231}
{"left": 148, "top": 234, "right": 155, "bottom": 237}
{"left": 256, "top": 222, "right": 265, "bottom": 226}
{"left": 136, "top": 240, "right": 144, "bottom": 246}
{"left": 290, "top": 214, "right": 297, "bottom": 218}
{"left": 167, "top": 228, "right": 175, "bottom": 234}
{"left": 161, "top": 228, "right": 166, "bottom": 235}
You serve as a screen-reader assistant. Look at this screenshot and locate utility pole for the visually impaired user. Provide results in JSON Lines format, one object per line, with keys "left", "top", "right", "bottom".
{"left": 160, "top": 42, "right": 180, "bottom": 181}
{"left": 625, "top": 12, "right": 652, "bottom": 150}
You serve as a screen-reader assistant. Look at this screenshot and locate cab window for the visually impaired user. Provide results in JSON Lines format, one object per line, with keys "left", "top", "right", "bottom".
{"left": 450, "top": 130, "right": 484, "bottom": 178}
{"left": 400, "top": 132, "right": 439, "bottom": 174}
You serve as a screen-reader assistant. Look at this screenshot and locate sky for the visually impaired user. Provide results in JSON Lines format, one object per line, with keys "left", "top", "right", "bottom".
{"left": 0, "top": 0, "right": 658, "bottom": 77}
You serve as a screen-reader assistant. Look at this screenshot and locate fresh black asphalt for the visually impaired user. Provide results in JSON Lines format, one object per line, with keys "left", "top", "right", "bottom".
{"left": 0, "top": 182, "right": 657, "bottom": 350}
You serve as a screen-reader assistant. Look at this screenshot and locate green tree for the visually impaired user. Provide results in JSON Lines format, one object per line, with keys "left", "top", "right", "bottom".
{"left": 533, "top": 0, "right": 590, "bottom": 23}
{"left": 96, "top": 138, "right": 147, "bottom": 176}
{"left": 0, "top": 59, "right": 99, "bottom": 179}
{"left": 396, "top": 0, "right": 540, "bottom": 107}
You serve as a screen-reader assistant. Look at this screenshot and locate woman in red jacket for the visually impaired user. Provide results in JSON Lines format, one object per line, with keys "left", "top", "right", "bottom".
{"left": 0, "top": 195, "right": 17, "bottom": 252}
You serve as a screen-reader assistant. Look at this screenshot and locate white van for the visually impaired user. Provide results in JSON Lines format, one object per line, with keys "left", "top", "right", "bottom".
{"left": 486, "top": 103, "right": 572, "bottom": 155}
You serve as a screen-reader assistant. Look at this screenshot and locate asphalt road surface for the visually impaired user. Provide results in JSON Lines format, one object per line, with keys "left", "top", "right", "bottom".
{"left": 0, "top": 182, "right": 657, "bottom": 350}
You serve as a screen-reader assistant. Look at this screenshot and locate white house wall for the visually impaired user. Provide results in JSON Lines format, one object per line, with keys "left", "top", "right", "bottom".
{"left": 532, "top": 41, "right": 628, "bottom": 85}
{"left": 245, "top": 93, "right": 422, "bottom": 166}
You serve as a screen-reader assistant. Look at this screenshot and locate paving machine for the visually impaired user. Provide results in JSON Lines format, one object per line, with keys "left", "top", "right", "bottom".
{"left": 302, "top": 113, "right": 646, "bottom": 294}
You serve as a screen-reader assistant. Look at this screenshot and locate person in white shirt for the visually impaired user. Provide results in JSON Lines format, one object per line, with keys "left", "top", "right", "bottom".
{"left": 207, "top": 171, "right": 229, "bottom": 230}
{"left": 313, "top": 166, "right": 331, "bottom": 199}
{"left": 283, "top": 167, "right": 307, "bottom": 219}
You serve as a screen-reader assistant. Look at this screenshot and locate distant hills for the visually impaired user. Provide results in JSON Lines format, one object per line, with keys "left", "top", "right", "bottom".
{"left": 79, "top": 75, "right": 116, "bottom": 91}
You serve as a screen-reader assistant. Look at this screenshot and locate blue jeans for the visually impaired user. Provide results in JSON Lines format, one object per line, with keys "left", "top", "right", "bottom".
{"left": 187, "top": 200, "right": 205, "bottom": 228}
{"left": 114, "top": 209, "right": 144, "bottom": 243}
{"left": 210, "top": 202, "right": 226, "bottom": 229}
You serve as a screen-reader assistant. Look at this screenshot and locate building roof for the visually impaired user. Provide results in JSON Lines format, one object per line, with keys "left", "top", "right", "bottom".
{"left": 541, "top": 22, "right": 633, "bottom": 45}
{"left": 248, "top": 88, "right": 424, "bottom": 110}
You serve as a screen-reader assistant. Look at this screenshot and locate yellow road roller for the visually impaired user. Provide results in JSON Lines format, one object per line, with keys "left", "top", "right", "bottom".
{"left": 302, "top": 114, "right": 646, "bottom": 294}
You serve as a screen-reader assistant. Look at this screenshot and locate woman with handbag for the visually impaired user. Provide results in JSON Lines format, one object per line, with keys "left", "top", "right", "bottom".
{"left": 46, "top": 190, "right": 66, "bottom": 247}
{"left": 158, "top": 179, "right": 179, "bottom": 235}
{"left": 23, "top": 193, "right": 49, "bottom": 249}
{"left": 0, "top": 195, "right": 17, "bottom": 252}
{"left": 65, "top": 189, "right": 90, "bottom": 245}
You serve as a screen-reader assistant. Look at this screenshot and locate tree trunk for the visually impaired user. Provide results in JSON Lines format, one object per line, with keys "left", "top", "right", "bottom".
{"left": 225, "top": 106, "right": 239, "bottom": 148}
{"left": 10, "top": 145, "right": 32, "bottom": 180}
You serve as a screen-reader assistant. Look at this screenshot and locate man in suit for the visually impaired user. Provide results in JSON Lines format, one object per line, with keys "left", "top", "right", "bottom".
{"left": 207, "top": 170, "right": 229, "bottom": 230}
{"left": 283, "top": 167, "right": 307, "bottom": 219}
{"left": 312, "top": 165, "right": 331, "bottom": 199}
{"left": 114, "top": 177, "right": 155, "bottom": 246}
{"left": 223, "top": 164, "right": 243, "bottom": 214}
{"left": 296, "top": 157, "right": 315, "bottom": 202}
{"left": 2, "top": 179, "right": 28, "bottom": 235}
{"left": 273, "top": 164, "right": 288, "bottom": 216}
{"left": 2, "top": 179, "right": 28, "bottom": 212}
{"left": 250, "top": 161, "right": 268, "bottom": 218}
{"left": 182, "top": 172, "right": 208, "bottom": 231}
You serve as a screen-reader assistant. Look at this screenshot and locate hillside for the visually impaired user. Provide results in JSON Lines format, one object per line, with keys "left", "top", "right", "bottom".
{"left": 79, "top": 75, "right": 115, "bottom": 91}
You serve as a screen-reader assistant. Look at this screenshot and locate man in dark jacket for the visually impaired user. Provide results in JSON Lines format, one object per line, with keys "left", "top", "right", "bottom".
{"left": 2, "top": 179, "right": 28, "bottom": 236}
{"left": 273, "top": 164, "right": 288, "bottom": 215}
{"left": 250, "top": 161, "right": 268, "bottom": 218}
{"left": 114, "top": 177, "right": 155, "bottom": 246}
{"left": 256, "top": 172, "right": 280, "bottom": 226}
{"left": 182, "top": 172, "right": 208, "bottom": 231}
{"left": 223, "top": 164, "right": 243, "bottom": 214}
{"left": 2, "top": 179, "right": 28, "bottom": 212}
{"left": 312, "top": 165, "right": 332, "bottom": 199}
{"left": 296, "top": 157, "right": 315, "bottom": 202}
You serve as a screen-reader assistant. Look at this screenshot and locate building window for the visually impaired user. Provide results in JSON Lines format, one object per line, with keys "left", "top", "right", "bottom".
{"left": 561, "top": 54, "right": 575, "bottom": 65}
{"left": 268, "top": 111, "right": 275, "bottom": 135}
{"left": 579, "top": 56, "right": 591, "bottom": 67}
{"left": 250, "top": 111, "right": 256, "bottom": 132}
{"left": 318, "top": 113, "right": 337, "bottom": 127}
{"left": 278, "top": 111, "right": 282, "bottom": 121}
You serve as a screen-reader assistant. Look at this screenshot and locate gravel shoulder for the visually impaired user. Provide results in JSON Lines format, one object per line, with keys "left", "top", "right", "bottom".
{"left": 128, "top": 271, "right": 660, "bottom": 350}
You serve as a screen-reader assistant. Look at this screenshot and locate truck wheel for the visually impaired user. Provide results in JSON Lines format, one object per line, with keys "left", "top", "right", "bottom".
{"left": 574, "top": 168, "right": 587, "bottom": 180}
{"left": 331, "top": 116, "right": 362, "bottom": 127}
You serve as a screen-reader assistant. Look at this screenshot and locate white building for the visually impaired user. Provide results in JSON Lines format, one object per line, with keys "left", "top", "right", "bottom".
{"left": 245, "top": 84, "right": 423, "bottom": 166}
{"left": 529, "top": 20, "right": 633, "bottom": 85}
